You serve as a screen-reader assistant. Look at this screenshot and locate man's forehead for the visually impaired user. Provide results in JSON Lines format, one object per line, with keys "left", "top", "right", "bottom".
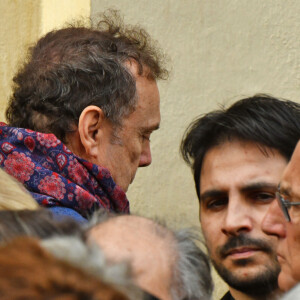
{"left": 125, "top": 59, "right": 152, "bottom": 78}
{"left": 199, "top": 140, "right": 288, "bottom": 199}
{"left": 126, "top": 76, "right": 160, "bottom": 128}
{"left": 200, "top": 141, "right": 286, "bottom": 178}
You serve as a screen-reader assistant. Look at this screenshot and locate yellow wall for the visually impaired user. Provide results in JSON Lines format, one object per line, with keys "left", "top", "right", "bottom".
{"left": 0, "top": 0, "right": 40, "bottom": 121}
{"left": 40, "top": 0, "right": 90, "bottom": 35}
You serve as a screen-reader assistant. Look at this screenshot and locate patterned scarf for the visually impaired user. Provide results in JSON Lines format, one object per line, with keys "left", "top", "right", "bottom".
{"left": 0, "top": 123, "right": 129, "bottom": 217}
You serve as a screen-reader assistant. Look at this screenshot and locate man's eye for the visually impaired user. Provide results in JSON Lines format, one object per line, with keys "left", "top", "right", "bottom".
{"left": 142, "top": 134, "right": 151, "bottom": 141}
{"left": 250, "top": 192, "right": 275, "bottom": 202}
{"left": 206, "top": 198, "right": 227, "bottom": 210}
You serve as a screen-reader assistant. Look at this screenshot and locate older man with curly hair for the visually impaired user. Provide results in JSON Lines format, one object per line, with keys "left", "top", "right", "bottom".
{"left": 2, "top": 10, "right": 168, "bottom": 222}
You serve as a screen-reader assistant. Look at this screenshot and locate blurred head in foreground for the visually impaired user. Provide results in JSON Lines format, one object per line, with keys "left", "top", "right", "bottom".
{"left": 0, "top": 209, "right": 212, "bottom": 299}
{"left": 88, "top": 213, "right": 213, "bottom": 300}
{"left": 0, "top": 236, "right": 134, "bottom": 300}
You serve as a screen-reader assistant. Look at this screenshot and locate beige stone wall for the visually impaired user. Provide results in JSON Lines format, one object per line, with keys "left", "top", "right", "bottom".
{"left": 39, "top": 0, "right": 90, "bottom": 35}
{"left": 0, "top": 0, "right": 40, "bottom": 122}
{"left": 91, "top": 1, "right": 300, "bottom": 298}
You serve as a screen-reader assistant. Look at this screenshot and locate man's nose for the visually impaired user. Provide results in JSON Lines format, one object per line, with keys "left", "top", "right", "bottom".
{"left": 262, "top": 200, "right": 286, "bottom": 238}
{"left": 139, "top": 143, "right": 152, "bottom": 167}
{"left": 221, "top": 197, "right": 253, "bottom": 236}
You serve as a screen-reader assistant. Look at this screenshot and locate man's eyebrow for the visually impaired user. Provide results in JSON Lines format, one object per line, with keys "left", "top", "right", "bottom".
{"left": 141, "top": 124, "right": 160, "bottom": 133}
{"left": 200, "top": 182, "right": 278, "bottom": 202}
{"left": 240, "top": 182, "right": 278, "bottom": 193}
{"left": 200, "top": 189, "right": 226, "bottom": 202}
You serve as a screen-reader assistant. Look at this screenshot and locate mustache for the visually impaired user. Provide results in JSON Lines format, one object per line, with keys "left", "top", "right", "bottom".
{"left": 218, "top": 234, "right": 274, "bottom": 259}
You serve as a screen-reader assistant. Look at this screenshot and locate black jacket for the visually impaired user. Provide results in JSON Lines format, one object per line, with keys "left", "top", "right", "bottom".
{"left": 220, "top": 291, "right": 235, "bottom": 300}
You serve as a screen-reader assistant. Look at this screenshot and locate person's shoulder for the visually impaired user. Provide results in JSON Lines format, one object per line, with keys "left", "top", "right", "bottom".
{"left": 49, "top": 206, "right": 87, "bottom": 224}
{"left": 220, "top": 291, "right": 235, "bottom": 300}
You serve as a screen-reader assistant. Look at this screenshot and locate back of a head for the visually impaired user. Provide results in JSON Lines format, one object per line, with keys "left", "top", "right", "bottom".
{"left": 181, "top": 94, "right": 300, "bottom": 198}
{"left": 0, "top": 236, "right": 130, "bottom": 300}
{"left": 42, "top": 235, "right": 152, "bottom": 300}
{"left": 0, "top": 212, "right": 152, "bottom": 300}
{"left": 88, "top": 213, "right": 213, "bottom": 300}
{"left": 6, "top": 10, "right": 167, "bottom": 143}
{"left": 88, "top": 214, "right": 174, "bottom": 300}
{"left": 0, "top": 168, "right": 38, "bottom": 210}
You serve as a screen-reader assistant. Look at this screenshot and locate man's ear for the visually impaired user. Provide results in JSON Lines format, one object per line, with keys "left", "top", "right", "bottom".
{"left": 78, "top": 105, "right": 106, "bottom": 158}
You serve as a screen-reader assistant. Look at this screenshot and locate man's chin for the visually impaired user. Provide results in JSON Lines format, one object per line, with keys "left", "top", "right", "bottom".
{"left": 118, "top": 178, "right": 131, "bottom": 192}
{"left": 212, "top": 259, "right": 280, "bottom": 297}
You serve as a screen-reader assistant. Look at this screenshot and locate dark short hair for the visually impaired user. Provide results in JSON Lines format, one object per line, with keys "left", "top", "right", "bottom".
{"left": 6, "top": 10, "right": 168, "bottom": 143}
{"left": 181, "top": 94, "right": 300, "bottom": 199}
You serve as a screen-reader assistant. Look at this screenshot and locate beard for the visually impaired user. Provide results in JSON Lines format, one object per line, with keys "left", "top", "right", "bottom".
{"left": 210, "top": 234, "right": 280, "bottom": 297}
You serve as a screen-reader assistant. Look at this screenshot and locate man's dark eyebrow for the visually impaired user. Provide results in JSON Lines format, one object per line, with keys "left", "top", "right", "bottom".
{"left": 200, "top": 190, "right": 226, "bottom": 202}
{"left": 240, "top": 182, "right": 278, "bottom": 193}
{"left": 200, "top": 182, "right": 278, "bottom": 202}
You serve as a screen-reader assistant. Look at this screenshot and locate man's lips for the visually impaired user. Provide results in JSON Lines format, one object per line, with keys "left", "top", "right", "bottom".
{"left": 225, "top": 247, "right": 260, "bottom": 259}
{"left": 218, "top": 234, "right": 274, "bottom": 259}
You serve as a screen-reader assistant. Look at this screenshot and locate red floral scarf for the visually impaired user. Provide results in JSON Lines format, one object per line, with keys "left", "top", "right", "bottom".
{"left": 0, "top": 123, "right": 129, "bottom": 217}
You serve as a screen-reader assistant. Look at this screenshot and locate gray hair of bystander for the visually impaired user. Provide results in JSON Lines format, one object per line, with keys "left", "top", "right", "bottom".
{"left": 87, "top": 211, "right": 213, "bottom": 300}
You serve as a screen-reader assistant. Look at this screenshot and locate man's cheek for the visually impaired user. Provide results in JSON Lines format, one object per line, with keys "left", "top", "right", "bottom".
{"left": 202, "top": 231, "right": 214, "bottom": 254}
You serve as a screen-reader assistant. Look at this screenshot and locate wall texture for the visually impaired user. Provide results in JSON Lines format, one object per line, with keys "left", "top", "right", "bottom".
{"left": 91, "top": 1, "right": 300, "bottom": 298}
{"left": 40, "top": 0, "right": 90, "bottom": 35}
{"left": 0, "top": 0, "right": 41, "bottom": 121}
